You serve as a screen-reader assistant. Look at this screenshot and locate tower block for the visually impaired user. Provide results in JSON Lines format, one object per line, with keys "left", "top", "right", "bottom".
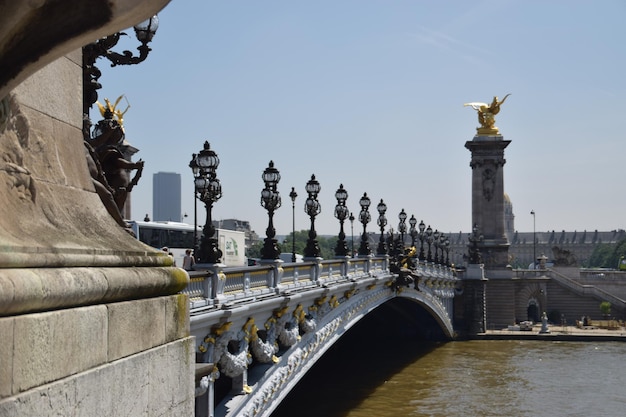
{"left": 465, "top": 135, "right": 511, "bottom": 268}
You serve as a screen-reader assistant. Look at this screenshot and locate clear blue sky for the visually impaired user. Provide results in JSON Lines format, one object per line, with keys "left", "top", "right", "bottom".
{"left": 93, "top": 0, "right": 626, "bottom": 238}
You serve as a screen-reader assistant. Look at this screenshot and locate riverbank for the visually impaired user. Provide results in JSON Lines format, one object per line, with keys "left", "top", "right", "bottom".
{"left": 475, "top": 324, "right": 626, "bottom": 342}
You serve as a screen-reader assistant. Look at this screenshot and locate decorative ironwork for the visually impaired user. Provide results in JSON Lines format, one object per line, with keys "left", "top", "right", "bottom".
{"left": 83, "top": 16, "right": 159, "bottom": 139}
{"left": 334, "top": 184, "right": 350, "bottom": 257}
{"left": 418, "top": 220, "right": 426, "bottom": 261}
{"left": 260, "top": 161, "right": 282, "bottom": 259}
{"left": 190, "top": 141, "right": 222, "bottom": 264}
{"left": 376, "top": 199, "right": 387, "bottom": 255}
{"left": 303, "top": 175, "right": 321, "bottom": 258}
{"left": 289, "top": 187, "right": 298, "bottom": 262}
{"left": 357, "top": 193, "right": 371, "bottom": 256}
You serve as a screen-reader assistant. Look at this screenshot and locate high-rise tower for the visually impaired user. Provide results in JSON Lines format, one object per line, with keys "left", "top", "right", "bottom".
{"left": 153, "top": 172, "right": 181, "bottom": 221}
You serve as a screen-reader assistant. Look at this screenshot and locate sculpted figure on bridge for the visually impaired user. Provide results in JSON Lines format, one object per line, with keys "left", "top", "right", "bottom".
{"left": 464, "top": 94, "right": 511, "bottom": 135}
{"left": 390, "top": 246, "right": 421, "bottom": 290}
{"left": 89, "top": 95, "right": 144, "bottom": 215}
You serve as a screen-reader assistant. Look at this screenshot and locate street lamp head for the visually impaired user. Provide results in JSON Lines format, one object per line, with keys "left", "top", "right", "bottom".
{"left": 305, "top": 174, "right": 321, "bottom": 196}
{"left": 262, "top": 161, "right": 281, "bottom": 190}
{"left": 419, "top": 220, "right": 426, "bottom": 234}
{"left": 433, "top": 229, "right": 440, "bottom": 240}
{"left": 409, "top": 215, "right": 417, "bottom": 229}
{"left": 398, "top": 209, "right": 407, "bottom": 222}
{"left": 289, "top": 186, "right": 297, "bottom": 203}
{"left": 335, "top": 184, "right": 348, "bottom": 204}
{"left": 426, "top": 225, "right": 433, "bottom": 237}
{"left": 133, "top": 15, "right": 159, "bottom": 43}
{"left": 359, "top": 193, "right": 371, "bottom": 210}
{"left": 196, "top": 141, "right": 219, "bottom": 172}
{"left": 376, "top": 199, "right": 387, "bottom": 216}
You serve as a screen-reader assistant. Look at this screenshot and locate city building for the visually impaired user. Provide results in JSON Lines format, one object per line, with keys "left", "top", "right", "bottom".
{"left": 153, "top": 172, "right": 181, "bottom": 221}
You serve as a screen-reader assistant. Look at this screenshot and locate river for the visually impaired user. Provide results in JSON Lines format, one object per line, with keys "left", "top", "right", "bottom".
{"left": 272, "top": 338, "right": 626, "bottom": 417}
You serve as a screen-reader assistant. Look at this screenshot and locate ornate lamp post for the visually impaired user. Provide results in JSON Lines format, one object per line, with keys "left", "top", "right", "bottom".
{"left": 418, "top": 220, "right": 426, "bottom": 261}
{"left": 357, "top": 193, "right": 371, "bottom": 256}
{"left": 189, "top": 154, "right": 199, "bottom": 257}
{"left": 190, "top": 142, "right": 222, "bottom": 264}
{"left": 349, "top": 212, "right": 355, "bottom": 257}
{"left": 409, "top": 215, "right": 417, "bottom": 248}
{"left": 444, "top": 237, "right": 451, "bottom": 266}
{"left": 83, "top": 15, "right": 159, "bottom": 137}
{"left": 433, "top": 229, "right": 441, "bottom": 264}
{"left": 397, "top": 209, "right": 408, "bottom": 255}
{"left": 304, "top": 175, "right": 322, "bottom": 258}
{"left": 333, "top": 184, "right": 350, "bottom": 257}
{"left": 260, "top": 161, "right": 282, "bottom": 260}
{"left": 376, "top": 199, "right": 388, "bottom": 255}
{"left": 289, "top": 187, "right": 298, "bottom": 262}
{"left": 437, "top": 233, "right": 446, "bottom": 264}
{"left": 426, "top": 225, "right": 433, "bottom": 262}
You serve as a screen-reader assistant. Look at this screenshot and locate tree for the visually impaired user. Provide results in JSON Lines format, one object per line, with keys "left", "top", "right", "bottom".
{"left": 588, "top": 236, "right": 626, "bottom": 268}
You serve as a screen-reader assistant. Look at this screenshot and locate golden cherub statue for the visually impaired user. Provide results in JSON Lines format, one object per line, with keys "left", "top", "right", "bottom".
{"left": 464, "top": 94, "right": 510, "bottom": 135}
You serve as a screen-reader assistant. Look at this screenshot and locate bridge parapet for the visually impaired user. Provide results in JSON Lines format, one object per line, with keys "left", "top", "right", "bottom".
{"left": 187, "top": 256, "right": 458, "bottom": 417}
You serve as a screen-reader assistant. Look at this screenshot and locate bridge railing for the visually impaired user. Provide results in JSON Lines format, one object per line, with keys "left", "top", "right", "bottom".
{"left": 183, "top": 255, "right": 461, "bottom": 313}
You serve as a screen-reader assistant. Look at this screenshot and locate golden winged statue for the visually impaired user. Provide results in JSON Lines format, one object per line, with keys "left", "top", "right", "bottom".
{"left": 464, "top": 94, "right": 510, "bottom": 135}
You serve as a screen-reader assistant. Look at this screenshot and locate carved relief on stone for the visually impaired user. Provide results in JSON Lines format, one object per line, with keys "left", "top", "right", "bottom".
{"left": 482, "top": 165, "right": 496, "bottom": 201}
{"left": 0, "top": 95, "right": 36, "bottom": 204}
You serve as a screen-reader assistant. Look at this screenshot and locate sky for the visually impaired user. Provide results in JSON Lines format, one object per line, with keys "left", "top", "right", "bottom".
{"left": 92, "top": 0, "right": 626, "bottom": 238}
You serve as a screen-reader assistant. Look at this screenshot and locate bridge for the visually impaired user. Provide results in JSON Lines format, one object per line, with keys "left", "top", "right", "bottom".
{"left": 185, "top": 255, "right": 457, "bottom": 417}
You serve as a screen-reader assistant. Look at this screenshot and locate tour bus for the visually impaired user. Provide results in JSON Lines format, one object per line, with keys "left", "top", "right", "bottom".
{"left": 128, "top": 220, "right": 246, "bottom": 267}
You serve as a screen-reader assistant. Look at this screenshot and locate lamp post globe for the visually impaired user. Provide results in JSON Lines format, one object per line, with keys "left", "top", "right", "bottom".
{"left": 304, "top": 175, "right": 322, "bottom": 258}
{"left": 260, "top": 161, "right": 282, "bottom": 260}
{"left": 191, "top": 141, "right": 222, "bottom": 264}
{"left": 357, "top": 193, "right": 371, "bottom": 256}
{"left": 376, "top": 199, "right": 388, "bottom": 255}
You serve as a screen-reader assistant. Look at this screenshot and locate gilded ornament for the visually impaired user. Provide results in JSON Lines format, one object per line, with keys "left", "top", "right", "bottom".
{"left": 464, "top": 94, "right": 510, "bottom": 135}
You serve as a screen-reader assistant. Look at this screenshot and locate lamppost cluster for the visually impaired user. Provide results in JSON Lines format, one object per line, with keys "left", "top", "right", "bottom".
{"left": 188, "top": 141, "right": 455, "bottom": 266}
{"left": 189, "top": 141, "right": 222, "bottom": 264}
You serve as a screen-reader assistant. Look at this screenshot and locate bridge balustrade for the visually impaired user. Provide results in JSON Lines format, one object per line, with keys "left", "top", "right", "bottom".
{"left": 183, "top": 255, "right": 457, "bottom": 315}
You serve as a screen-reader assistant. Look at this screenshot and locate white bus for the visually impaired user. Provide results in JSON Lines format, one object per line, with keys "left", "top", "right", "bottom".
{"left": 128, "top": 220, "right": 246, "bottom": 267}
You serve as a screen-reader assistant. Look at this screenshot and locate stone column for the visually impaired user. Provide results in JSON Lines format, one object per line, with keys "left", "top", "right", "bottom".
{"left": 465, "top": 135, "right": 511, "bottom": 268}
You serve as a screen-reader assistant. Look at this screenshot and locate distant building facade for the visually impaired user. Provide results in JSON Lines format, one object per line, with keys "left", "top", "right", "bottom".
{"left": 153, "top": 172, "right": 181, "bottom": 221}
{"left": 446, "top": 193, "right": 625, "bottom": 268}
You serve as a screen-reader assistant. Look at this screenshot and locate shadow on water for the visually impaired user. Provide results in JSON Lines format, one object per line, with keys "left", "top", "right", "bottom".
{"left": 271, "top": 298, "right": 447, "bottom": 417}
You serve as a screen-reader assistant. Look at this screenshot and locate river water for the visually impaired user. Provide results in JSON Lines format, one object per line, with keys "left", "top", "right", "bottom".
{"left": 272, "top": 338, "right": 626, "bottom": 417}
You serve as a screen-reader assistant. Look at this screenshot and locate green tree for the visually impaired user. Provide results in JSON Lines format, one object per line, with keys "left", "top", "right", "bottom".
{"left": 588, "top": 236, "right": 626, "bottom": 268}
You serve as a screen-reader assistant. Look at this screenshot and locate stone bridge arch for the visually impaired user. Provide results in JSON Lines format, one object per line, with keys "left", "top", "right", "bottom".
{"left": 194, "top": 273, "right": 455, "bottom": 417}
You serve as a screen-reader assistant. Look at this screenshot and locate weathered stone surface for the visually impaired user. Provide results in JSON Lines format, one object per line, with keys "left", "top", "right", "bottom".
{"left": 0, "top": 337, "right": 195, "bottom": 416}
{"left": 0, "top": 317, "right": 14, "bottom": 398}
{"left": 0, "top": 266, "right": 188, "bottom": 316}
{"left": 108, "top": 297, "right": 167, "bottom": 361}
{"left": 166, "top": 293, "right": 190, "bottom": 341}
{"left": 12, "top": 306, "right": 108, "bottom": 394}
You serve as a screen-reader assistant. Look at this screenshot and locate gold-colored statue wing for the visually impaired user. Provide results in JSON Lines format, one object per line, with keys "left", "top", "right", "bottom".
{"left": 464, "top": 102, "right": 487, "bottom": 110}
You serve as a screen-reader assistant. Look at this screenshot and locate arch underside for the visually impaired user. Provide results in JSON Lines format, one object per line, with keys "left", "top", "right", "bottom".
{"left": 217, "top": 286, "right": 453, "bottom": 417}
